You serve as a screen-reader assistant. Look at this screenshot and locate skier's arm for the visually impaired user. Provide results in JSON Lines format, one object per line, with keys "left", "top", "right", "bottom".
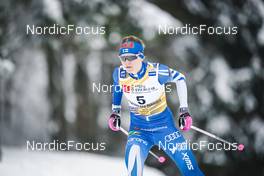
{"left": 158, "top": 64, "right": 192, "bottom": 131}
{"left": 169, "top": 69, "right": 188, "bottom": 108}
{"left": 158, "top": 64, "right": 188, "bottom": 108}
{"left": 112, "top": 67, "right": 123, "bottom": 112}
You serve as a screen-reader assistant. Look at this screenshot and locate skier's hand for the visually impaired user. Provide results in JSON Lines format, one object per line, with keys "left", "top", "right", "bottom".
{"left": 108, "top": 112, "right": 121, "bottom": 131}
{"left": 178, "top": 107, "right": 192, "bottom": 131}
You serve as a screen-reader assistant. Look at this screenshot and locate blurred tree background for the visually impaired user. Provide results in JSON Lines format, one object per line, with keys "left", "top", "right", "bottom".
{"left": 0, "top": 0, "right": 264, "bottom": 175}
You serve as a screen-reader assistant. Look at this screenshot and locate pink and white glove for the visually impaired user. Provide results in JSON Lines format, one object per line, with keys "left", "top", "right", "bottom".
{"left": 108, "top": 112, "right": 121, "bottom": 131}
{"left": 178, "top": 107, "right": 192, "bottom": 131}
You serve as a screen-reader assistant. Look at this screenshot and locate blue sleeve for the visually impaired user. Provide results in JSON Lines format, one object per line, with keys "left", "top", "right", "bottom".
{"left": 112, "top": 67, "right": 123, "bottom": 111}
{"left": 158, "top": 64, "right": 185, "bottom": 85}
{"left": 158, "top": 64, "right": 171, "bottom": 85}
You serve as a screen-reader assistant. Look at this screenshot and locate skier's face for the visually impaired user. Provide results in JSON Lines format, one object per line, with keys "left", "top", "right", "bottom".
{"left": 120, "top": 57, "right": 143, "bottom": 74}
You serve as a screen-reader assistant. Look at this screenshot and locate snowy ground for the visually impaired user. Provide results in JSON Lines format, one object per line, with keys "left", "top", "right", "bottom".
{"left": 0, "top": 147, "right": 165, "bottom": 176}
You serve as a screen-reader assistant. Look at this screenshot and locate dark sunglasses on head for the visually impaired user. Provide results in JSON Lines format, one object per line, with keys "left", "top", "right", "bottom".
{"left": 119, "top": 55, "right": 138, "bottom": 62}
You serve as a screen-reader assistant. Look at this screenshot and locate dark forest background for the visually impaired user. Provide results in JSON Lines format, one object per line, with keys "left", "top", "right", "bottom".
{"left": 0, "top": 0, "right": 264, "bottom": 175}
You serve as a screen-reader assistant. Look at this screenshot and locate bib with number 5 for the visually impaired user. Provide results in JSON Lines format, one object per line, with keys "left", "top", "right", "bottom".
{"left": 118, "top": 63, "right": 167, "bottom": 116}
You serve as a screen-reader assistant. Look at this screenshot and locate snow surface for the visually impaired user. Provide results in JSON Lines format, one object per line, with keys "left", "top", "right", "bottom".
{"left": 0, "top": 147, "right": 165, "bottom": 176}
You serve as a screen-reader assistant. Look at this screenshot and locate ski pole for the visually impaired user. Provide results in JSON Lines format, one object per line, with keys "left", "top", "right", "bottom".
{"left": 190, "top": 125, "right": 244, "bottom": 151}
{"left": 119, "top": 127, "right": 166, "bottom": 163}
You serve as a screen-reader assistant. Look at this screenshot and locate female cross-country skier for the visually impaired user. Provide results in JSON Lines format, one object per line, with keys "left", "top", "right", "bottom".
{"left": 108, "top": 35, "right": 204, "bottom": 176}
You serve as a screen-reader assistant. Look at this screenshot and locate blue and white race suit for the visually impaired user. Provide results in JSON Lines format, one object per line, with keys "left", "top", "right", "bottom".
{"left": 112, "top": 61, "right": 204, "bottom": 176}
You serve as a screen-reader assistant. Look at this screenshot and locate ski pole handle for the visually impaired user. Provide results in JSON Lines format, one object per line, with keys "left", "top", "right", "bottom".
{"left": 190, "top": 125, "right": 244, "bottom": 151}
{"left": 119, "top": 127, "right": 166, "bottom": 163}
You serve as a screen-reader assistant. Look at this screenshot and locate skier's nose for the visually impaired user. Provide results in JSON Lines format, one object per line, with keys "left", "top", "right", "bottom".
{"left": 124, "top": 60, "right": 132, "bottom": 65}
